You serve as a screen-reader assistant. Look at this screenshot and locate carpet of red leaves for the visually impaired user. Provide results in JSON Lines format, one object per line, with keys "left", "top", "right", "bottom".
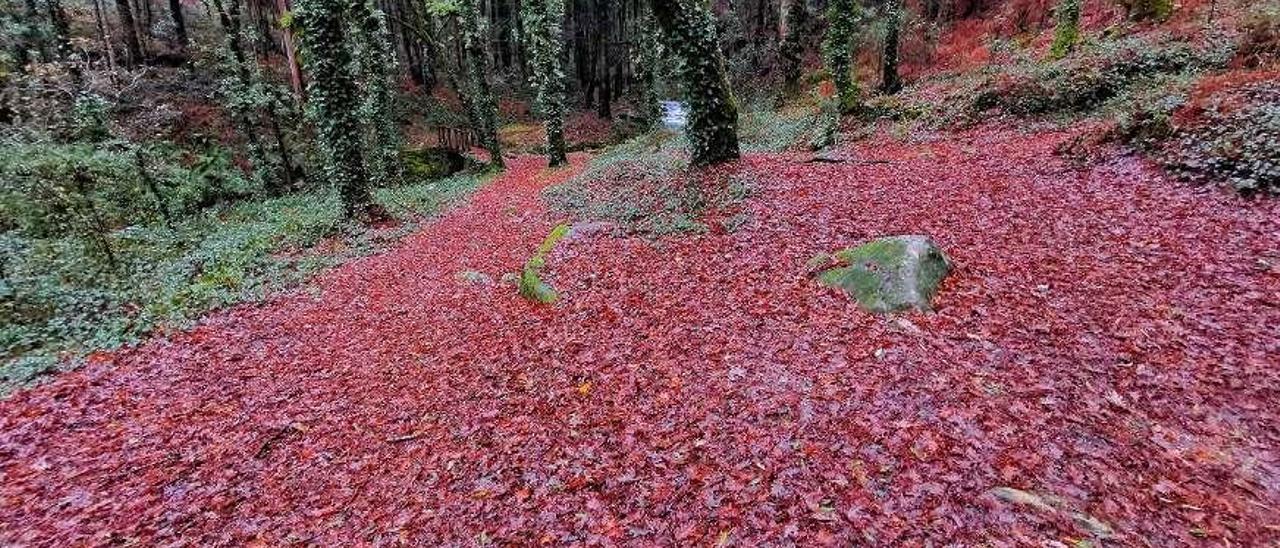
{"left": 2, "top": 125, "right": 1278, "bottom": 545}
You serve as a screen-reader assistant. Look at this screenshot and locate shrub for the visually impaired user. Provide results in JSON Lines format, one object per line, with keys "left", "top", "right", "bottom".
{"left": 973, "top": 34, "right": 1234, "bottom": 117}
{"left": 0, "top": 140, "right": 254, "bottom": 240}
{"left": 1162, "top": 79, "right": 1280, "bottom": 194}
{"left": 1, "top": 168, "right": 489, "bottom": 390}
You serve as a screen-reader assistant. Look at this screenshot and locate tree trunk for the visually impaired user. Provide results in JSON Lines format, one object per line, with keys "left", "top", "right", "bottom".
{"left": 168, "top": 0, "right": 188, "bottom": 46}
{"left": 47, "top": 0, "right": 72, "bottom": 55}
{"left": 595, "top": 0, "right": 612, "bottom": 118}
{"left": 114, "top": 0, "right": 143, "bottom": 65}
{"left": 92, "top": 0, "right": 119, "bottom": 74}
{"left": 880, "top": 0, "right": 902, "bottom": 94}
{"left": 646, "top": 0, "right": 739, "bottom": 166}
{"left": 522, "top": 0, "right": 568, "bottom": 165}
{"left": 275, "top": 0, "right": 306, "bottom": 99}
{"left": 459, "top": 0, "right": 506, "bottom": 169}
{"left": 296, "top": 0, "right": 374, "bottom": 215}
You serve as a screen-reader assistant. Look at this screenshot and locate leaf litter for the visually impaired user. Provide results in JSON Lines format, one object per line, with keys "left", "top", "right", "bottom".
{"left": 2, "top": 125, "right": 1279, "bottom": 545}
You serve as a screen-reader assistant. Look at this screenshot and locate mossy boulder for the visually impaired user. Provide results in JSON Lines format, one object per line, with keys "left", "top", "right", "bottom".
{"left": 817, "top": 235, "right": 951, "bottom": 313}
{"left": 402, "top": 147, "right": 466, "bottom": 181}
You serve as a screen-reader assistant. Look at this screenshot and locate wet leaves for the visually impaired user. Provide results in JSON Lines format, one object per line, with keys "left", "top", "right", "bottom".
{"left": 2, "top": 127, "right": 1279, "bottom": 545}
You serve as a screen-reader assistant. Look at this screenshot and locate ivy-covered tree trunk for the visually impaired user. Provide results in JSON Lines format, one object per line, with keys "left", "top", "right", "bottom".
{"left": 646, "top": 0, "right": 739, "bottom": 166}
{"left": 350, "top": 0, "right": 403, "bottom": 186}
{"left": 632, "top": 9, "right": 663, "bottom": 130}
{"left": 458, "top": 0, "right": 505, "bottom": 169}
{"left": 880, "top": 0, "right": 902, "bottom": 95}
{"left": 522, "top": 0, "right": 569, "bottom": 166}
{"left": 823, "top": 0, "right": 861, "bottom": 112}
{"left": 296, "top": 0, "right": 373, "bottom": 216}
{"left": 1049, "top": 0, "right": 1081, "bottom": 59}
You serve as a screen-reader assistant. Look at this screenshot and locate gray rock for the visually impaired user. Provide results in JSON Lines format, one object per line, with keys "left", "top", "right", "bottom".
{"left": 817, "top": 235, "right": 951, "bottom": 313}
{"left": 456, "top": 270, "right": 493, "bottom": 285}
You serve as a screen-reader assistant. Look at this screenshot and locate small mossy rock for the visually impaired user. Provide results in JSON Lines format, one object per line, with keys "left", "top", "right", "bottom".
{"left": 818, "top": 235, "right": 951, "bottom": 313}
{"left": 402, "top": 147, "right": 466, "bottom": 181}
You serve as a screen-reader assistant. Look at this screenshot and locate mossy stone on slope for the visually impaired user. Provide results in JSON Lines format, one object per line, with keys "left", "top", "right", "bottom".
{"left": 818, "top": 235, "right": 951, "bottom": 313}
{"left": 403, "top": 147, "right": 466, "bottom": 181}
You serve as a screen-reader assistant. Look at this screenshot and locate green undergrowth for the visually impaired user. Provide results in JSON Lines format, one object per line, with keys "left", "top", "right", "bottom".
{"left": 0, "top": 171, "right": 488, "bottom": 394}
{"left": 544, "top": 131, "right": 758, "bottom": 237}
{"left": 870, "top": 31, "right": 1237, "bottom": 131}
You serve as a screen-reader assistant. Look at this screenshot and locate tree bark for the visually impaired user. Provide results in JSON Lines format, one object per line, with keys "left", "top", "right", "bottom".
{"left": 168, "top": 0, "right": 188, "bottom": 46}
{"left": 114, "top": 0, "right": 144, "bottom": 65}
{"left": 275, "top": 0, "right": 306, "bottom": 99}
{"left": 92, "top": 0, "right": 120, "bottom": 74}
{"left": 646, "top": 0, "right": 739, "bottom": 166}
{"left": 296, "top": 0, "right": 374, "bottom": 214}
{"left": 880, "top": 0, "right": 902, "bottom": 94}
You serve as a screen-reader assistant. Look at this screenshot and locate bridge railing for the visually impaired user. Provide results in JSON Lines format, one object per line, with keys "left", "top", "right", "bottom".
{"left": 435, "top": 126, "right": 476, "bottom": 153}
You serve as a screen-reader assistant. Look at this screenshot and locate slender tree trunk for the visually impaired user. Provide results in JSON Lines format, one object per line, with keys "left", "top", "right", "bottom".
{"left": 595, "top": 0, "right": 611, "bottom": 118}
{"left": 646, "top": 0, "right": 739, "bottom": 165}
{"left": 211, "top": 0, "right": 282, "bottom": 190}
{"left": 142, "top": 0, "right": 154, "bottom": 46}
{"left": 267, "top": 112, "right": 297, "bottom": 191}
{"left": 47, "top": 0, "right": 72, "bottom": 55}
{"left": 275, "top": 0, "right": 306, "bottom": 99}
{"left": 134, "top": 148, "right": 174, "bottom": 228}
{"left": 92, "top": 0, "right": 119, "bottom": 74}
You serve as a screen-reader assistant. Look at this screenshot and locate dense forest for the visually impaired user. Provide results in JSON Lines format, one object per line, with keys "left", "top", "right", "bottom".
{"left": 1, "top": 0, "right": 1279, "bottom": 542}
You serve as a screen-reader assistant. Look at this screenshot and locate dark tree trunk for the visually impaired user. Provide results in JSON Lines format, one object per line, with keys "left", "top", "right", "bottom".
{"left": 114, "top": 0, "right": 144, "bottom": 65}
{"left": 168, "top": 0, "right": 187, "bottom": 46}
{"left": 47, "top": 0, "right": 72, "bottom": 55}
{"left": 880, "top": 0, "right": 902, "bottom": 94}
{"left": 595, "top": 0, "right": 611, "bottom": 118}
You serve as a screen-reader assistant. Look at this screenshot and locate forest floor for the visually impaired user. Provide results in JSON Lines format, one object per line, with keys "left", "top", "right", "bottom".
{"left": 2, "top": 124, "right": 1279, "bottom": 545}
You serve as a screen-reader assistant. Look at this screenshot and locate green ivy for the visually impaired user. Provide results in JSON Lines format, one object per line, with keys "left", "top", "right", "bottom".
{"left": 647, "top": 0, "right": 740, "bottom": 166}
{"left": 823, "top": 0, "right": 864, "bottom": 113}
{"left": 458, "top": 0, "right": 506, "bottom": 169}
{"left": 632, "top": 9, "right": 665, "bottom": 130}
{"left": 1049, "top": 0, "right": 1082, "bottom": 60}
{"left": 521, "top": 0, "right": 569, "bottom": 166}
{"left": 295, "top": 0, "right": 401, "bottom": 216}
{"left": 350, "top": 0, "right": 403, "bottom": 187}
{"left": 881, "top": 0, "right": 902, "bottom": 94}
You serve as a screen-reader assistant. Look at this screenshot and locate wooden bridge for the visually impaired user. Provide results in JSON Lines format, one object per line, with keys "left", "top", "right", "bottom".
{"left": 435, "top": 126, "right": 476, "bottom": 153}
